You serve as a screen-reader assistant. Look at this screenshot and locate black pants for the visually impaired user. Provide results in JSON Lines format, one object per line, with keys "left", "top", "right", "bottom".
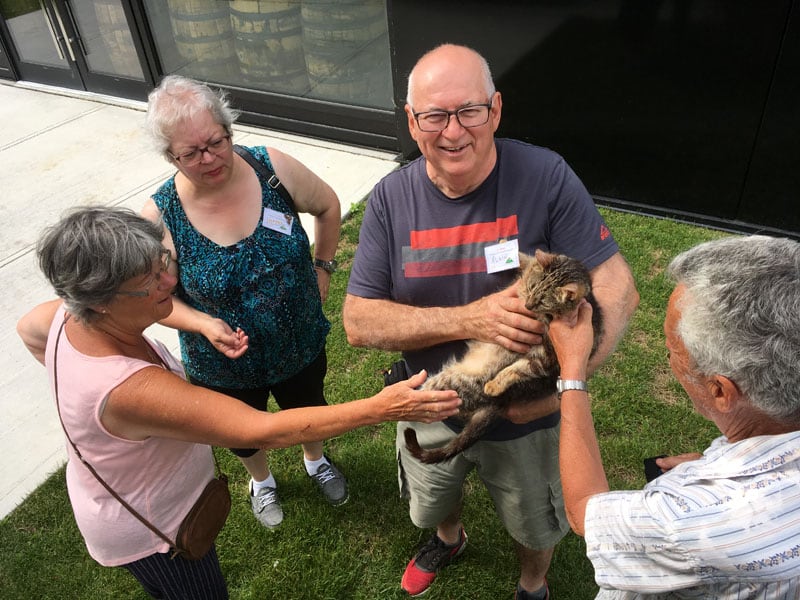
{"left": 188, "top": 349, "right": 328, "bottom": 457}
{"left": 123, "top": 544, "right": 228, "bottom": 600}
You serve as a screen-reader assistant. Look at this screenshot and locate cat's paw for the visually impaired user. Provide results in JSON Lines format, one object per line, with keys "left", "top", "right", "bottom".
{"left": 483, "top": 378, "right": 508, "bottom": 397}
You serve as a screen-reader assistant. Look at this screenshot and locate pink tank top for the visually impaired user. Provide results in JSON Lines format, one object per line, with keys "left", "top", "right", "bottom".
{"left": 46, "top": 306, "right": 215, "bottom": 566}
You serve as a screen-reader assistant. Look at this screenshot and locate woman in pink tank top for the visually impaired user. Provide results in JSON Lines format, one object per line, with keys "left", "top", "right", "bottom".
{"left": 17, "top": 206, "right": 461, "bottom": 599}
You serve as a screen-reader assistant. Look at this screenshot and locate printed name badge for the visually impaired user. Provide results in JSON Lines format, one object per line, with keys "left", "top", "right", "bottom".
{"left": 262, "top": 207, "right": 293, "bottom": 235}
{"left": 485, "top": 239, "right": 520, "bottom": 274}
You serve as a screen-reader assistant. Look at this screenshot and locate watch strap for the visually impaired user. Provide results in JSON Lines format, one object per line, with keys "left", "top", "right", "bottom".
{"left": 313, "top": 258, "right": 337, "bottom": 274}
{"left": 557, "top": 378, "right": 588, "bottom": 396}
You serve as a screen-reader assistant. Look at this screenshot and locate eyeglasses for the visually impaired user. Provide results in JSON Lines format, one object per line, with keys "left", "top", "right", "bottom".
{"left": 168, "top": 134, "right": 231, "bottom": 166}
{"left": 412, "top": 102, "right": 493, "bottom": 133}
{"left": 116, "top": 250, "right": 172, "bottom": 297}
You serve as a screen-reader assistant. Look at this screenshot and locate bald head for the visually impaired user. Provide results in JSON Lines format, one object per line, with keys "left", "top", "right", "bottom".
{"left": 406, "top": 44, "right": 495, "bottom": 108}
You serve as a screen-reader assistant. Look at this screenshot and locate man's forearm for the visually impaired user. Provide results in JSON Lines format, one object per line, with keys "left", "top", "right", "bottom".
{"left": 343, "top": 294, "right": 469, "bottom": 351}
{"left": 587, "top": 293, "right": 637, "bottom": 374}
{"left": 587, "top": 253, "right": 640, "bottom": 374}
{"left": 559, "top": 389, "right": 609, "bottom": 535}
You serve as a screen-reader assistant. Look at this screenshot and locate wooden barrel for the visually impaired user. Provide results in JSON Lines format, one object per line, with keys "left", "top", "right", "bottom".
{"left": 229, "top": 0, "right": 309, "bottom": 93}
{"left": 93, "top": 0, "right": 144, "bottom": 79}
{"left": 167, "top": 0, "right": 237, "bottom": 83}
{"left": 300, "top": 0, "right": 390, "bottom": 104}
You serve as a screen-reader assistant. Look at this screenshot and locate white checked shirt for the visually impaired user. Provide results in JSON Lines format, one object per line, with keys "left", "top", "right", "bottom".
{"left": 585, "top": 431, "right": 800, "bottom": 599}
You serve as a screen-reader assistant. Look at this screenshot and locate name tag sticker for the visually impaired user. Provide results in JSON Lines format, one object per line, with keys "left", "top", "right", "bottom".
{"left": 262, "top": 207, "right": 293, "bottom": 234}
{"left": 485, "top": 239, "right": 520, "bottom": 274}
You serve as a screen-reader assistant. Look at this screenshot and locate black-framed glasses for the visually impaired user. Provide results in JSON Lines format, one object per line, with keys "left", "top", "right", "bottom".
{"left": 116, "top": 250, "right": 172, "bottom": 297}
{"left": 168, "top": 134, "right": 231, "bottom": 166}
{"left": 412, "top": 102, "right": 493, "bottom": 132}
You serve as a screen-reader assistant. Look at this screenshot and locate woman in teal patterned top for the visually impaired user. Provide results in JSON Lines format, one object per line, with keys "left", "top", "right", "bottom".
{"left": 142, "top": 75, "right": 346, "bottom": 529}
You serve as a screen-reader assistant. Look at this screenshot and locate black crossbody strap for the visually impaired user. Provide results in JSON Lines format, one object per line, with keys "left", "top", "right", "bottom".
{"left": 233, "top": 144, "right": 297, "bottom": 216}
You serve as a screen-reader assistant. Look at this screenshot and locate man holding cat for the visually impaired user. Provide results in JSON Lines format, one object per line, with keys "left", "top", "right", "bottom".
{"left": 549, "top": 234, "right": 800, "bottom": 597}
{"left": 343, "top": 43, "right": 639, "bottom": 599}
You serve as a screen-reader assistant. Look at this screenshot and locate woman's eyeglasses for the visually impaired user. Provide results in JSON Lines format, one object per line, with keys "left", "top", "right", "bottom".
{"left": 168, "top": 134, "right": 231, "bottom": 166}
{"left": 116, "top": 250, "right": 172, "bottom": 297}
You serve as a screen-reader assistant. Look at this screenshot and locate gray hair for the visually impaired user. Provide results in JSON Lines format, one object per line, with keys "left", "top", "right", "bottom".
{"left": 667, "top": 235, "right": 800, "bottom": 420}
{"left": 406, "top": 44, "right": 496, "bottom": 108}
{"left": 145, "top": 75, "right": 240, "bottom": 160}
{"left": 36, "top": 206, "right": 165, "bottom": 324}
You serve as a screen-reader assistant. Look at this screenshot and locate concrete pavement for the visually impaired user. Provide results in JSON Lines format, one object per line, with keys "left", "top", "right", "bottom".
{"left": 0, "top": 80, "right": 399, "bottom": 519}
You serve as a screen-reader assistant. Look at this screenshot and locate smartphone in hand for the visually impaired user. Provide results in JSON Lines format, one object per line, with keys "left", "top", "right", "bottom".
{"left": 643, "top": 455, "right": 667, "bottom": 482}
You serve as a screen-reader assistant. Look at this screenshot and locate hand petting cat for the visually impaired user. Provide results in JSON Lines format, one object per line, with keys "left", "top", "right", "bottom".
{"left": 467, "top": 281, "right": 546, "bottom": 353}
{"left": 504, "top": 301, "right": 592, "bottom": 424}
{"left": 547, "top": 300, "right": 594, "bottom": 381}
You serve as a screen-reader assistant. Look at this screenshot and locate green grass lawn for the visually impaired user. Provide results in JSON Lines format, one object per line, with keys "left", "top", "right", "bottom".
{"left": 0, "top": 203, "right": 727, "bottom": 599}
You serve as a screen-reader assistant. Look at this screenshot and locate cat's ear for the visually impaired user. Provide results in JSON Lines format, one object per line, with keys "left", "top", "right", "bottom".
{"left": 558, "top": 282, "right": 582, "bottom": 305}
{"left": 534, "top": 248, "right": 555, "bottom": 269}
{"left": 518, "top": 252, "right": 534, "bottom": 269}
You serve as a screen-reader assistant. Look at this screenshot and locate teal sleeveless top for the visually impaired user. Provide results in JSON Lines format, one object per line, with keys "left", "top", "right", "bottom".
{"left": 152, "top": 146, "right": 330, "bottom": 388}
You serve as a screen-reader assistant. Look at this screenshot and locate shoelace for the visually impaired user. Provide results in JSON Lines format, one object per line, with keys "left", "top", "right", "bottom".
{"left": 417, "top": 535, "right": 458, "bottom": 570}
{"left": 255, "top": 489, "right": 278, "bottom": 510}
{"left": 313, "top": 466, "right": 338, "bottom": 485}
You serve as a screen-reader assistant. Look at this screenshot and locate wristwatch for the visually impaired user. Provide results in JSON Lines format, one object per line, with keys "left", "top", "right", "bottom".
{"left": 313, "top": 258, "right": 338, "bottom": 274}
{"left": 556, "top": 378, "right": 588, "bottom": 397}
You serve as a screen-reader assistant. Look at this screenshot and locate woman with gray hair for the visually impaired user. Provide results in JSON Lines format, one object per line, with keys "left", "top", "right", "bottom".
{"left": 142, "top": 75, "right": 346, "bottom": 528}
{"left": 548, "top": 234, "right": 800, "bottom": 598}
{"left": 17, "top": 206, "right": 460, "bottom": 600}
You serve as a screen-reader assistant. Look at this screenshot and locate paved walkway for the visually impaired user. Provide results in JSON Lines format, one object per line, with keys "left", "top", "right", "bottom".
{"left": 0, "top": 81, "right": 399, "bottom": 519}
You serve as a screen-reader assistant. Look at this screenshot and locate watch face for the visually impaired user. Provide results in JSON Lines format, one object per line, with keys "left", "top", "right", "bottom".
{"left": 314, "top": 259, "right": 337, "bottom": 273}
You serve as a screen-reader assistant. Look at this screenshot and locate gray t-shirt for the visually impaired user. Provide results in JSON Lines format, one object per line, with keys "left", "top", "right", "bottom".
{"left": 348, "top": 138, "right": 619, "bottom": 439}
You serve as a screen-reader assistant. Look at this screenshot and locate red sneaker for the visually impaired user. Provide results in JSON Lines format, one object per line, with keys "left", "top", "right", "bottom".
{"left": 401, "top": 527, "right": 467, "bottom": 596}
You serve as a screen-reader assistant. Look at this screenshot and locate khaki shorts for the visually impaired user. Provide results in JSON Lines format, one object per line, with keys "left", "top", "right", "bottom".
{"left": 396, "top": 420, "right": 569, "bottom": 550}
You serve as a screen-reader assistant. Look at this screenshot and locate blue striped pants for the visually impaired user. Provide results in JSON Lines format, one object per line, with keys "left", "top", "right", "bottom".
{"left": 123, "top": 544, "right": 228, "bottom": 599}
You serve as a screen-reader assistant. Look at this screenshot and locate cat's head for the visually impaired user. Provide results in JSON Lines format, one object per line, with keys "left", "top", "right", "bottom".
{"left": 518, "top": 249, "right": 592, "bottom": 319}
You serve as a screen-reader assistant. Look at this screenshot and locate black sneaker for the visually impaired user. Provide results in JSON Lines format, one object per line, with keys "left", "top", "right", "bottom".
{"left": 401, "top": 527, "right": 467, "bottom": 596}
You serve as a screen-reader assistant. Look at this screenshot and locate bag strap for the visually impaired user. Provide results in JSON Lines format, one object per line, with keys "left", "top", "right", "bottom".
{"left": 52, "top": 318, "right": 221, "bottom": 551}
{"left": 233, "top": 144, "right": 297, "bottom": 216}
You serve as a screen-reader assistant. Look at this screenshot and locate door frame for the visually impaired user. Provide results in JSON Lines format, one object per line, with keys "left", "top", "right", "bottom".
{"left": 0, "top": 0, "right": 155, "bottom": 99}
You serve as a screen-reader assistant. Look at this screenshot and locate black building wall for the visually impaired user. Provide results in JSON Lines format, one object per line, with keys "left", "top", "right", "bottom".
{"left": 388, "top": 0, "right": 800, "bottom": 237}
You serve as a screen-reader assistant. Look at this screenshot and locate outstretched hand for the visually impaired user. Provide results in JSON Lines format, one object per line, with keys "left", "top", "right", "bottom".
{"left": 379, "top": 370, "right": 462, "bottom": 423}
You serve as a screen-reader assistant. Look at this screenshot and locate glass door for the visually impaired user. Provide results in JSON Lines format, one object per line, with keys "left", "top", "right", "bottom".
{"left": 0, "top": 0, "right": 80, "bottom": 88}
{"left": 0, "top": 0, "right": 152, "bottom": 98}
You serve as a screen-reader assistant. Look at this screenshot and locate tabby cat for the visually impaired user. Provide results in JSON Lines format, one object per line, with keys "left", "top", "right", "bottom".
{"left": 404, "top": 249, "right": 603, "bottom": 464}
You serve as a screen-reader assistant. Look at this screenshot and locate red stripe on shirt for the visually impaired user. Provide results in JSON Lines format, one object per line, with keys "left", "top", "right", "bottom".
{"left": 410, "top": 216, "right": 519, "bottom": 249}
